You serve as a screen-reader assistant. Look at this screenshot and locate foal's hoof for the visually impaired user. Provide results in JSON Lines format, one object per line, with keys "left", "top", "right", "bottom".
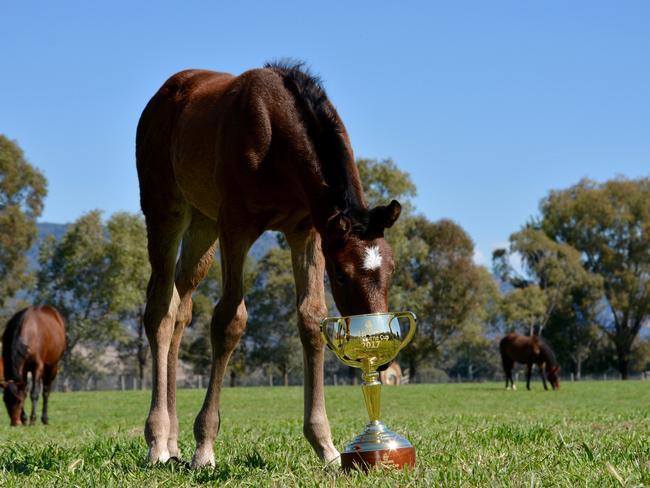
{"left": 148, "top": 446, "right": 171, "bottom": 464}
{"left": 324, "top": 451, "right": 341, "bottom": 467}
{"left": 191, "top": 450, "right": 216, "bottom": 469}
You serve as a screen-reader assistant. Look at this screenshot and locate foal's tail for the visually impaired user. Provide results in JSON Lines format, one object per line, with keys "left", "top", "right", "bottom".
{"left": 499, "top": 333, "right": 516, "bottom": 358}
{"left": 500, "top": 348, "right": 514, "bottom": 372}
{"left": 499, "top": 336, "right": 515, "bottom": 387}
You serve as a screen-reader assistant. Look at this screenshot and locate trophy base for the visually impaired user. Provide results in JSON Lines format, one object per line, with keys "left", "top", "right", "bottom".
{"left": 341, "top": 420, "right": 416, "bottom": 472}
{"left": 341, "top": 446, "right": 416, "bottom": 472}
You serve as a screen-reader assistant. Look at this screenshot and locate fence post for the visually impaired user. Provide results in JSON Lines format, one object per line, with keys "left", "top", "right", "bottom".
{"left": 570, "top": 373, "right": 574, "bottom": 382}
{"left": 120, "top": 376, "right": 125, "bottom": 391}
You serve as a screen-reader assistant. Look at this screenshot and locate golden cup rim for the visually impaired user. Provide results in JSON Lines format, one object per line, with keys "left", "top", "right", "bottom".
{"left": 321, "top": 311, "right": 416, "bottom": 322}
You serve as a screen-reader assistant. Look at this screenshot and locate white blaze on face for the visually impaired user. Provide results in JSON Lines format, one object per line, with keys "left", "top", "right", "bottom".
{"left": 362, "top": 245, "right": 383, "bottom": 271}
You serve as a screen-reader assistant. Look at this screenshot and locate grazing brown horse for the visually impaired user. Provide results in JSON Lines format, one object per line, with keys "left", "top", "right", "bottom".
{"left": 500, "top": 333, "right": 560, "bottom": 391}
{"left": 136, "top": 61, "right": 402, "bottom": 467}
{"left": 2, "top": 306, "right": 66, "bottom": 425}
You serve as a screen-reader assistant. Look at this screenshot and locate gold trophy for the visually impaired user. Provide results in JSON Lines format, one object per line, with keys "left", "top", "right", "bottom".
{"left": 321, "top": 312, "right": 417, "bottom": 471}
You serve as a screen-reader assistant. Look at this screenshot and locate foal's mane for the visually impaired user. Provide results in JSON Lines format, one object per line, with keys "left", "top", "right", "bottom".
{"left": 265, "top": 60, "right": 365, "bottom": 216}
{"left": 536, "top": 336, "right": 558, "bottom": 367}
{"left": 2, "top": 307, "right": 29, "bottom": 380}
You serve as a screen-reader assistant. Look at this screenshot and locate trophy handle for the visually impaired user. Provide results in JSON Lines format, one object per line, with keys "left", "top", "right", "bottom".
{"left": 321, "top": 317, "right": 345, "bottom": 355}
{"left": 391, "top": 312, "right": 417, "bottom": 351}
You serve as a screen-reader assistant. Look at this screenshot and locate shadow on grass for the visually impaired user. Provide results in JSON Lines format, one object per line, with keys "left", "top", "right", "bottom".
{"left": 140, "top": 448, "right": 273, "bottom": 483}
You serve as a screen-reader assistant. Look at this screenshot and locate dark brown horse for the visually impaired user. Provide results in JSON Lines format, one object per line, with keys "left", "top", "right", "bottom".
{"left": 2, "top": 306, "right": 66, "bottom": 425}
{"left": 500, "top": 333, "right": 560, "bottom": 391}
{"left": 136, "top": 61, "right": 402, "bottom": 467}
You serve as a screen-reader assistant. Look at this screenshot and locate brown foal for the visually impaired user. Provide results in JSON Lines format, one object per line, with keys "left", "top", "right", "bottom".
{"left": 500, "top": 333, "right": 560, "bottom": 391}
{"left": 136, "top": 62, "right": 402, "bottom": 467}
{"left": 2, "top": 306, "right": 66, "bottom": 426}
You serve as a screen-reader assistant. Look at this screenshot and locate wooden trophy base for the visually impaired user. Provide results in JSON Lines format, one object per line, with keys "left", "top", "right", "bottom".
{"left": 341, "top": 446, "right": 416, "bottom": 472}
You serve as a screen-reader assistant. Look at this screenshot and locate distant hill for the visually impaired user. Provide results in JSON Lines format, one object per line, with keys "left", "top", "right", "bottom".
{"left": 28, "top": 223, "right": 278, "bottom": 269}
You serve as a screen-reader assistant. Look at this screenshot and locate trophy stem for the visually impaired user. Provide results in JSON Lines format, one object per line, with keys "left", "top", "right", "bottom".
{"left": 361, "top": 370, "right": 381, "bottom": 422}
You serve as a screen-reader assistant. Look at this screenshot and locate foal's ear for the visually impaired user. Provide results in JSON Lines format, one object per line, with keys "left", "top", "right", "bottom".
{"left": 326, "top": 212, "right": 352, "bottom": 241}
{"left": 369, "top": 200, "right": 402, "bottom": 231}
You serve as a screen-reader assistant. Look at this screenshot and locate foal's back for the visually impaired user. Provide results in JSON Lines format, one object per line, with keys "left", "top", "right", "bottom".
{"left": 500, "top": 333, "right": 542, "bottom": 364}
{"left": 3, "top": 306, "right": 66, "bottom": 368}
{"left": 136, "top": 68, "right": 303, "bottom": 224}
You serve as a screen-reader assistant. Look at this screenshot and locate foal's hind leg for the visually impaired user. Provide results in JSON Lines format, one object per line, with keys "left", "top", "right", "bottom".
{"left": 502, "top": 356, "right": 514, "bottom": 390}
{"left": 526, "top": 363, "right": 533, "bottom": 390}
{"left": 167, "top": 211, "right": 218, "bottom": 459}
{"left": 143, "top": 216, "right": 189, "bottom": 463}
{"left": 288, "top": 229, "right": 339, "bottom": 464}
{"left": 192, "top": 226, "right": 259, "bottom": 468}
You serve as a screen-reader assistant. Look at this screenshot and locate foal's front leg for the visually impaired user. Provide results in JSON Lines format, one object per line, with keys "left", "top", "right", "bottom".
{"left": 192, "top": 229, "right": 257, "bottom": 468}
{"left": 526, "top": 364, "right": 533, "bottom": 390}
{"left": 289, "top": 229, "right": 340, "bottom": 464}
{"left": 539, "top": 363, "right": 548, "bottom": 390}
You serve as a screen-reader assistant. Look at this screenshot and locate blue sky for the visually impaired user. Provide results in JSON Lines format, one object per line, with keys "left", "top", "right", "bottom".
{"left": 1, "top": 1, "right": 648, "bottom": 265}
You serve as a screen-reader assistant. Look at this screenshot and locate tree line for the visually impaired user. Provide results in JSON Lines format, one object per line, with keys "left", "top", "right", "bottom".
{"left": 1, "top": 134, "right": 648, "bottom": 388}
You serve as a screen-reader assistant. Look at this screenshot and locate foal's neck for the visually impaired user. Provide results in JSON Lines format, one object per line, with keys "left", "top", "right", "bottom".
{"left": 305, "top": 157, "right": 367, "bottom": 234}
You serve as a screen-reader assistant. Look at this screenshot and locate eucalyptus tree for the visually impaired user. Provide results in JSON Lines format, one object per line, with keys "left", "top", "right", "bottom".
{"left": 0, "top": 135, "right": 46, "bottom": 313}
{"left": 36, "top": 211, "right": 120, "bottom": 380}
{"left": 105, "top": 212, "right": 150, "bottom": 385}
{"left": 540, "top": 178, "right": 650, "bottom": 379}
{"left": 392, "top": 217, "right": 496, "bottom": 380}
{"left": 494, "top": 227, "right": 603, "bottom": 336}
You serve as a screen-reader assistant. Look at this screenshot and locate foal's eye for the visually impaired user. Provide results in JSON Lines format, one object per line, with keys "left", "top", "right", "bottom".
{"left": 334, "top": 269, "right": 347, "bottom": 285}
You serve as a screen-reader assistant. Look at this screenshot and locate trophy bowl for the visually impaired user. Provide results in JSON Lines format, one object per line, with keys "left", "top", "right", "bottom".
{"left": 321, "top": 311, "right": 417, "bottom": 471}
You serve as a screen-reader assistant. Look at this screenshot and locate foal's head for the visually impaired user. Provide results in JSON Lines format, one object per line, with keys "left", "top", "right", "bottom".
{"left": 546, "top": 365, "right": 560, "bottom": 390}
{"left": 322, "top": 200, "right": 401, "bottom": 315}
{"left": 3, "top": 381, "right": 26, "bottom": 426}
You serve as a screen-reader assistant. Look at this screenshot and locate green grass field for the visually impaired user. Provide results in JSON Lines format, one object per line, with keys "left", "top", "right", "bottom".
{"left": 0, "top": 382, "right": 648, "bottom": 487}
